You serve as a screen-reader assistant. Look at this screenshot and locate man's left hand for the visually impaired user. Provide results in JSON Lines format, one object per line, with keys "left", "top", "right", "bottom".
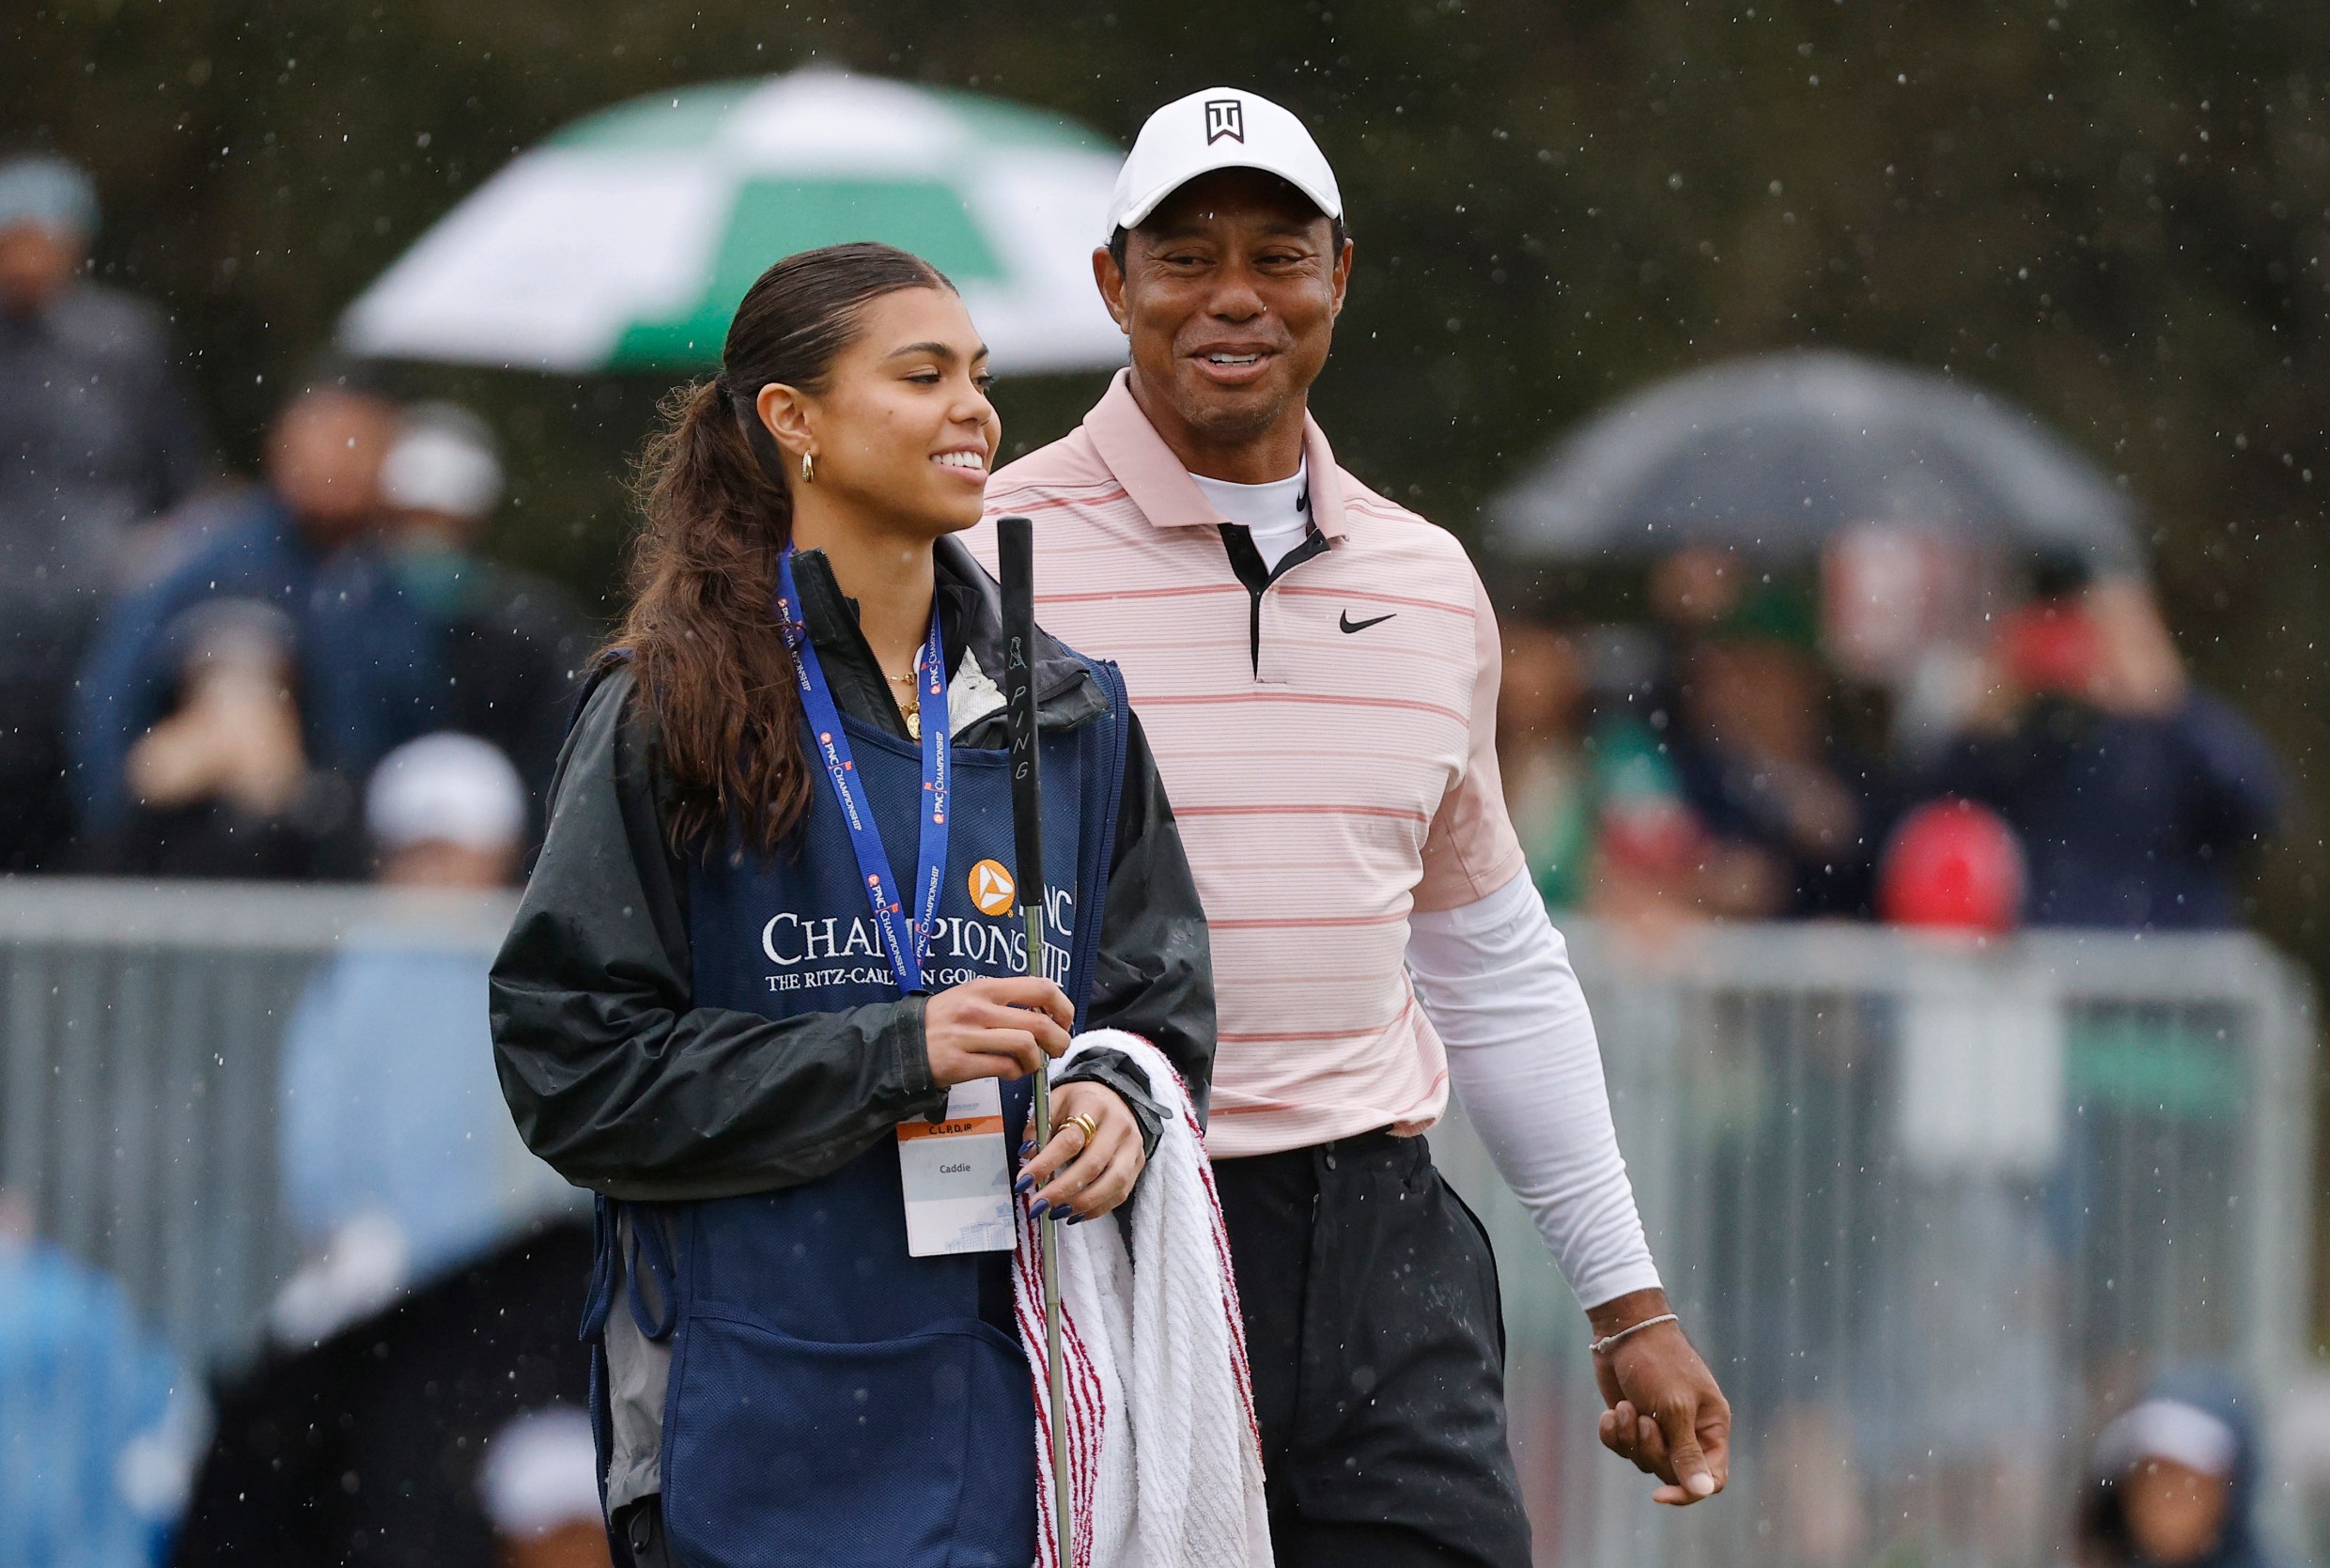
{"left": 1588, "top": 1287, "right": 1731, "bottom": 1506}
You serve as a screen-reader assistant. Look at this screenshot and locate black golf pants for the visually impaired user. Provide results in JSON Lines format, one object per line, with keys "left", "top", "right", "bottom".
{"left": 1214, "top": 1128, "right": 1532, "bottom": 1568}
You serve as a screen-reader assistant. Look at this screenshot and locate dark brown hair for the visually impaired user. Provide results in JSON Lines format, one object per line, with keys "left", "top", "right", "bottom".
{"left": 610, "top": 241, "right": 954, "bottom": 854}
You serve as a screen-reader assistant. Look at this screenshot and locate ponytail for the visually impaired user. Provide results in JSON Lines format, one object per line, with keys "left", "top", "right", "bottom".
{"left": 605, "top": 242, "right": 955, "bottom": 855}
{"left": 616, "top": 379, "right": 804, "bottom": 854}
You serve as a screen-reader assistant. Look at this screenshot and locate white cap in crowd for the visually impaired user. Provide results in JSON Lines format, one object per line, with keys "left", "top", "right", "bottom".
{"left": 365, "top": 732, "right": 526, "bottom": 853}
{"left": 381, "top": 402, "right": 504, "bottom": 522}
{"left": 2096, "top": 1397, "right": 2240, "bottom": 1479}
{"left": 1106, "top": 87, "right": 1343, "bottom": 237}
{"left": 0, "top": 155, "right": 99, "bottom": 238}
{"left": 478, "top": 1405, "right": 602, "bottom": 1539}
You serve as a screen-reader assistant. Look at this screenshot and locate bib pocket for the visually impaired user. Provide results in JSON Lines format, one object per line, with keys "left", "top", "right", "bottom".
{"left": 660, "top": 1310, "right": 1035, "bottom": 1568}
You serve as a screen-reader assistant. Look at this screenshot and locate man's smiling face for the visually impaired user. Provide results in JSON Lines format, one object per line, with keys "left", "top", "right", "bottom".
{"left": 1099, "top": 168, "right": 1350, "bottom": 459}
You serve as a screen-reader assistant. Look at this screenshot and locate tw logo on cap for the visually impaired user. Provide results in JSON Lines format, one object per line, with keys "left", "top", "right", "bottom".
{"left": 1204, "top": 99, "right": 1246, "bottom": 146}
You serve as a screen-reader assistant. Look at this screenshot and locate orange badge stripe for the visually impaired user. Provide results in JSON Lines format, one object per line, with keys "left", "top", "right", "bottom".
{"left": 897, "top": 1115, "right": 1009, "bottom": 1142}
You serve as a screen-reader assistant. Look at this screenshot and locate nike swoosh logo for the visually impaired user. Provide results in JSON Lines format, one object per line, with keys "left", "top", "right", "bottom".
{"left": 1340, "top": 611, "right": 1396, "bottom": 634}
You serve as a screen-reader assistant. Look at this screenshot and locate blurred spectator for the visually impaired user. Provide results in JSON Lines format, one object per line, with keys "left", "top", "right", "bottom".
{"left": 72, "top": 378, "right": 443, "bottom": 869}
{"left": 1499, "top": 619, "right": 1602, "bottom": 908}
{"left": 1497, "top": 615, "right": 1734, "bottom": 926}
{"left": 1668, "top": 584, "right": 1891, "bottom": 918}
{"left": 272, "top": 733, "right": 573, "bottom": 1344}
{"left": 380, "top": 404, "right": 589, "bottom": 843}
{"left": 1761, "top": 1401, "right": 1870, "bottom": 1568}
{"left": 1819, "top": 522, "right": 1995, "bottom": 764}
{"left": 174, "top": 1220, "right": 593, "bottom": 1568}
{"left": 0, "top": 153, "right": 214, "bottom": 871}
{"left": 0, "top": 1193, "right": 205, "bottom": 1566}
{"left": 1922, "top": 570, "right": 2283, "bottom": 929}
{"left": 178, "top": 736, "right": 584, "bottom": 1566}
{"left": 91, "top": 599, "right": 362, "bottom": 878}
{"left": 478, "top": 1406, "right": 615, "bottom": 1568}
{"left": 1648, "top": 543, "right": 1747, "bottom": 634}
{"left": 2074, "top": 1373, "right": 2286, "bottom": 1568}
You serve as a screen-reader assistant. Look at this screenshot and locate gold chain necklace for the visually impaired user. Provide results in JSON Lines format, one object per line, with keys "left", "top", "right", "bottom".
{"left": 886, "top": 666, "right": 923, "bottom": 740}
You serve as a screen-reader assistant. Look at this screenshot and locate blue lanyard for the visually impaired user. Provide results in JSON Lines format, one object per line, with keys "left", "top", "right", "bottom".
{"left": 774, "top": 549, "right": 950, "bottom": 994}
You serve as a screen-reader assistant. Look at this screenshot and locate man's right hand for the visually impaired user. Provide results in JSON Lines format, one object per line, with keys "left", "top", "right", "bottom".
{"left": 924, "top": 976, "right": 1074, "bottom": 1087}
{"left": 1589, "top": 1288, "right": 1732, "bottom": 1506}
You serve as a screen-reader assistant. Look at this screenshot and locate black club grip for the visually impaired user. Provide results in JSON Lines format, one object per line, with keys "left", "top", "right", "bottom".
{"left": 997, "top": 515, "right": 1044, "bottom": 907}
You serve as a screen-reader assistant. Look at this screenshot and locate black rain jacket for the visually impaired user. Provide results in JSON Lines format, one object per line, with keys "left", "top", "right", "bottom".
{"left": 489, "top": 536, "right": 1214, "bottom": 1203}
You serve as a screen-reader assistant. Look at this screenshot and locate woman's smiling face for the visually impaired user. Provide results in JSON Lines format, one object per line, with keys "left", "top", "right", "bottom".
{"left": 760, "top": 285, "right": 1001, "bottom": 539}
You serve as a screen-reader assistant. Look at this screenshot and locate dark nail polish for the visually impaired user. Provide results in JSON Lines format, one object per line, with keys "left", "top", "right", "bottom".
{"left": 1029, "top": 1198, "right": 1049, "bottom": 1219}
{"left": 1047, "top": 1206, "right": 1071, "bottom": 1223}
{"left": 1066, "top": 1213, "right": 1088, "bottom": 1225}
{"left": 1019, "top": 1141, "right": 1035, "bottom": 1157}
{"left": 1013, "top": 1174, "right": 1033, "bottom": 1195}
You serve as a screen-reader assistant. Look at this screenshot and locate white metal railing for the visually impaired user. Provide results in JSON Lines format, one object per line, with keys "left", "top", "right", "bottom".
{"left": 1432, "top": 920, "right": 2318, "bottom": 1567}
{"left": 0, "top": 880, "right": 2313, "bottom": 1563}
{"left": 0, "top": 878, "right": 520, "bottom": 1373}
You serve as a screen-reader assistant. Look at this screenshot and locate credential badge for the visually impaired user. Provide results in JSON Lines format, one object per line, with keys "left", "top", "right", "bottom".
{"left": 1204, "top": 99, "right": 1246, "bottom": 146}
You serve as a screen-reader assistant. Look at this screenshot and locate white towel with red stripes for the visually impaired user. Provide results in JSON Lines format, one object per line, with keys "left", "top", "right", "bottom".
{"left": 1014, "top": 1029, "right": 1273, "bottom": 1568}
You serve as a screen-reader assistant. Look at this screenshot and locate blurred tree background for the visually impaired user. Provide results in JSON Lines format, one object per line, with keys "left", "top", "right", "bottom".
{"left": 6, "top": 0, "right": 2325, "bottom": 1145}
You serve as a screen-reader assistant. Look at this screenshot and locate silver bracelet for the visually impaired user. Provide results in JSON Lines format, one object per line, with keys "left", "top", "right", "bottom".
{"left": 1589, "top": 1312, "right": 1679, "bottom": 1357}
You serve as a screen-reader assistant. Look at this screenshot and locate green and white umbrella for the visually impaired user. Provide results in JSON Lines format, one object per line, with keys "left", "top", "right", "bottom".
{"left": 340, "top": 70, "right": 1128, "bottom": 374}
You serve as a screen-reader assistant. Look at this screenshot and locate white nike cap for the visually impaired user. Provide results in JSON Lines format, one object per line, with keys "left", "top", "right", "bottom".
{"left": 1105, "top": 87, "right": 1344, "bottom": 239}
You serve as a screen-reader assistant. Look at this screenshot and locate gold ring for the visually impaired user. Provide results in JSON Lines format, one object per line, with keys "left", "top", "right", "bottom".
{"left": 1066, "top": 1112, "right": 1100, "bottom": 1145}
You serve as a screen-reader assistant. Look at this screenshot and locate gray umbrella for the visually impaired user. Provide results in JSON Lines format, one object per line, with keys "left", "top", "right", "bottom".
{"left": 1489, "top": 349, "right": 2144, "bottom": 571}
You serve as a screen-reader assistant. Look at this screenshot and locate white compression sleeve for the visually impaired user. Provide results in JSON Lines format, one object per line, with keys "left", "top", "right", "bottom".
{"left": 1407, "top": 871, "right": 1662, "bottom": 1310}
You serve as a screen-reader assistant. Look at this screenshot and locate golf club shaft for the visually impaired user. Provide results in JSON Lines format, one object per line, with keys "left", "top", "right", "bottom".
{"left": 1028, "top": 909, "right": 1069, "bottom": 1568}
{"left": 998, "top": 515, "right": 1072, "bottom": 1566}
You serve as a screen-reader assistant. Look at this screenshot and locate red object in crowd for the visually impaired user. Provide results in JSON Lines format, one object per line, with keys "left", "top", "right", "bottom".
{"left": 1998, "top": 600, "right": 2102, "bottom": 695}
{"left": 1879, "top": 798, "right": 2026, "bottom": 934}
{"left": 1598, "top": 797, "right": 1703, "bottom": 877}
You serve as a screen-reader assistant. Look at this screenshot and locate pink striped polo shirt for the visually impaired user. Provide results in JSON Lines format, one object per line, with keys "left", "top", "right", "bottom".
{"left": 970, "top": 373, "right": 1525, "bottom": 1158}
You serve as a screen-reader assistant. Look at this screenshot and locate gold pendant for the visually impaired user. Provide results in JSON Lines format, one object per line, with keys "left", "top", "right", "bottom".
{"left": 905, "top": 706, "right": 921, "bottom": 741}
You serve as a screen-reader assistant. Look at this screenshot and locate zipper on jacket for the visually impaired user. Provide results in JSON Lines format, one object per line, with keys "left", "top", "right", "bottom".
{"left": 1218, "top": 524, "right": 1331, "bottom": 677}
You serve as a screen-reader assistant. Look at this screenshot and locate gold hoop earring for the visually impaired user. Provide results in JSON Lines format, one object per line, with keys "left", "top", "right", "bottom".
{"left": 800, "top": 451, "right": 816, "bottom": 485}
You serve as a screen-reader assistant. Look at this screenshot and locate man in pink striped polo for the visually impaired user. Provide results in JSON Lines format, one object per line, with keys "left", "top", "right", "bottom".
{"left": 973, "top": 87, "right": 1730, "bottom": 1566}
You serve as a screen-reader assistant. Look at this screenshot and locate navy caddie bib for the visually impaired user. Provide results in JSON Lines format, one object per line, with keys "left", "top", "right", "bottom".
{"left": 582, "top": 657, "right": 1128, "bottom": 1568}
